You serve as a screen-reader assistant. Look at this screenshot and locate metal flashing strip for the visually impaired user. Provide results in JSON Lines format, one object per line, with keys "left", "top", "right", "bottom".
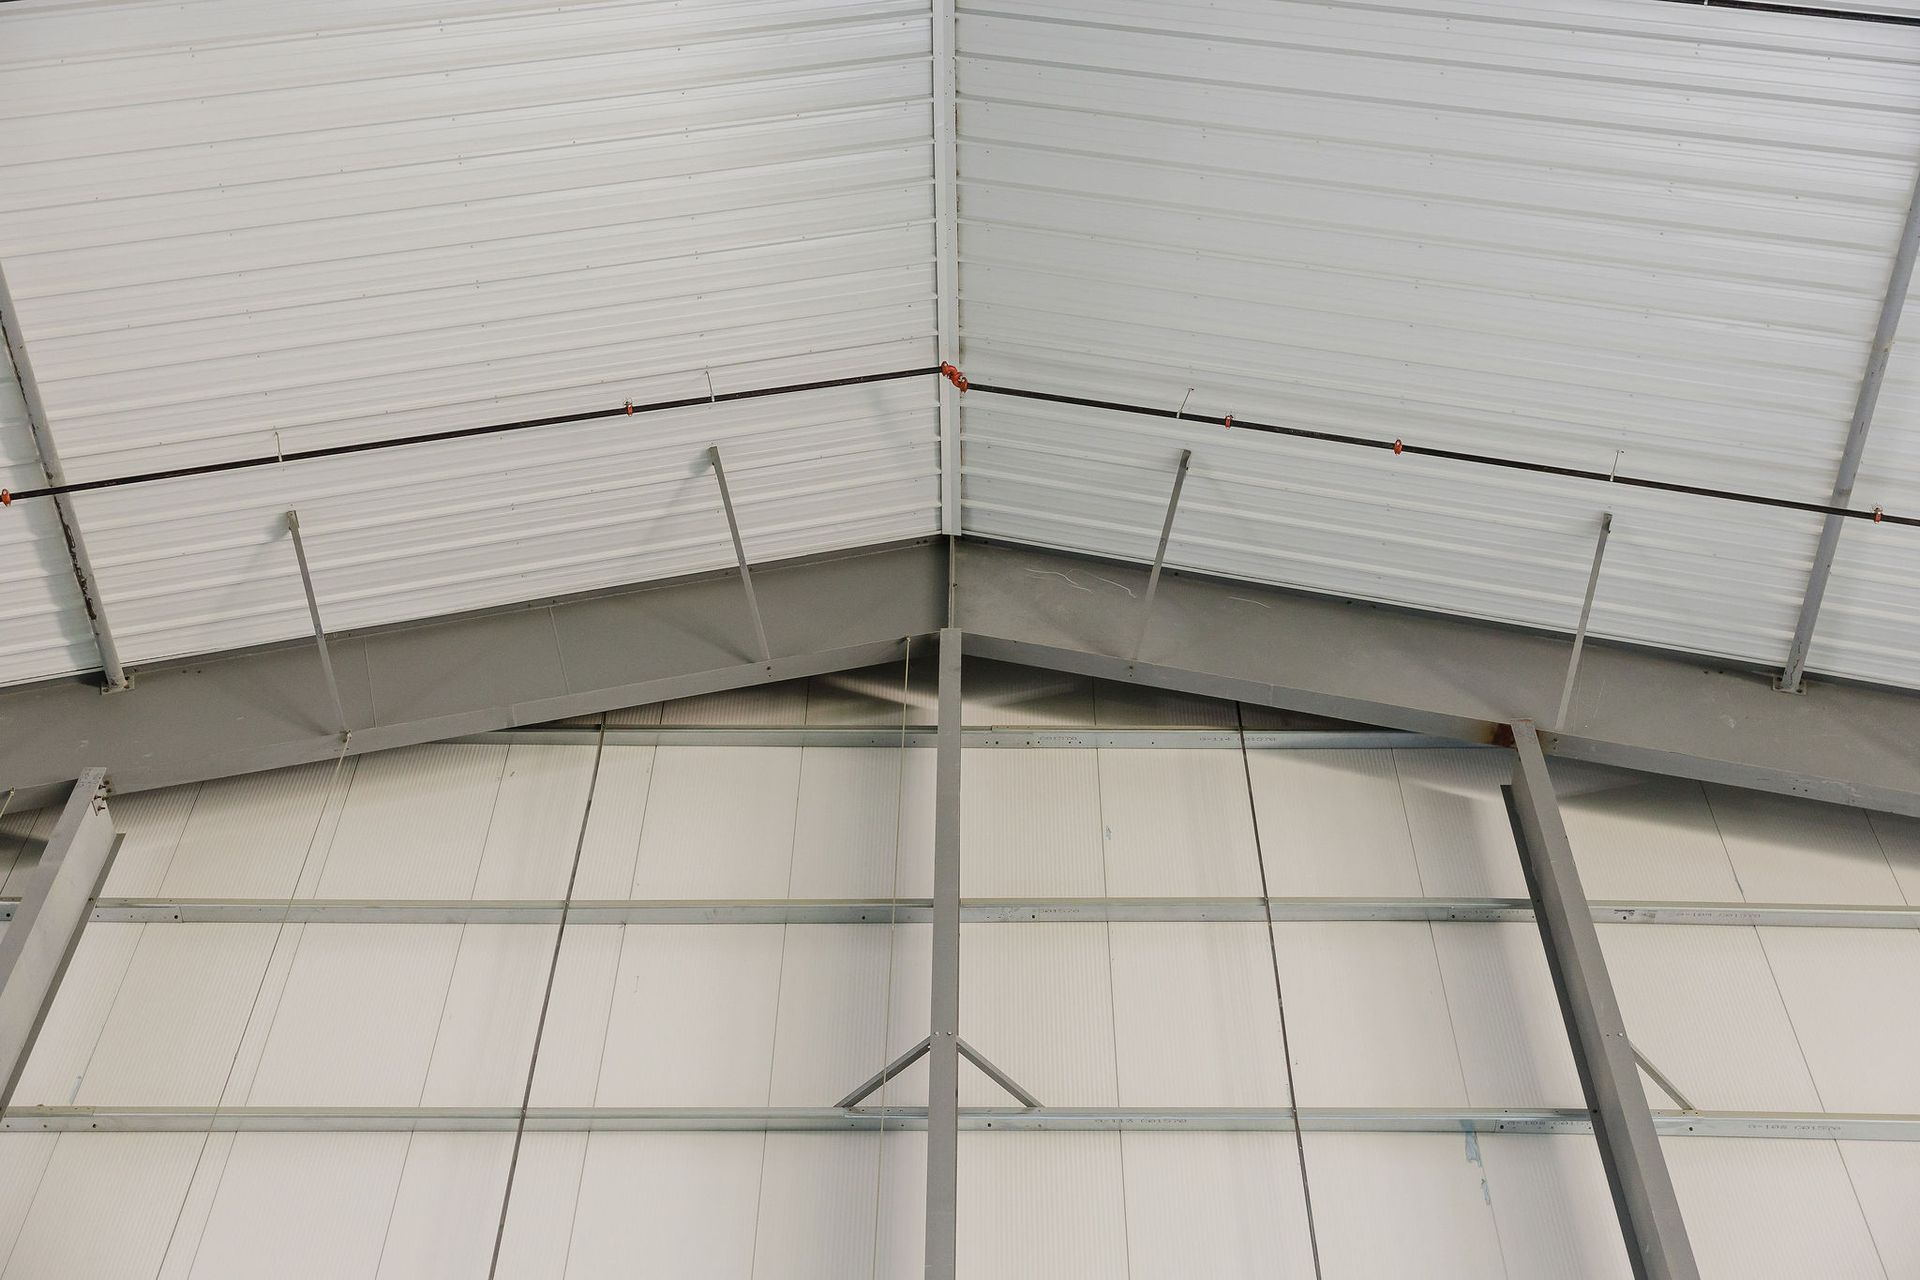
{"left": 2, "top": 896, "right": 1913, "bottom": 928}
{"left": 456, "top": 727, "right": 1470, "bottom": 749}
{"left": 8, "top": 1106, "right": 1917, "bottom": 1140}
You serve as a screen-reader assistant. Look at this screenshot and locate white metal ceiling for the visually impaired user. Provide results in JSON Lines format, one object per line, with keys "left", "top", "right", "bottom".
{"left": 0, "top": 0, "right": 938, "bottom": 679}
{"left": 2, "top": 0, "right": 1919, "bottom": 694}
{"left": 953, "top": 0, "right": 1920, "bottom": 686}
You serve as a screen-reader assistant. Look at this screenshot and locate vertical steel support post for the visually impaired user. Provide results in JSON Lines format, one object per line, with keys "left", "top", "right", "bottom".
{"left": 285, "top": 510, "right": 350, "bottom": 740}
{"left": 1131, "top": 449, "right": 1193, "bottom": 662}
{"left": 1506, "top": 721, "right": 1698, "bottom": 1280}
{"left": 1779, "top": 157, "right": 1920, "bottom": 691}
{"left": 1554, "top": 512, "right": 1613, "bottom": 729}
{"left": 707, "top": 446, "right": 772, "bottom": 665}
{"left": 924, "top": 627, "right": 962, "bottom": 1278}
{"left": 0, "top": 769, "right": 115, "bottom": 1107}
{"left": 0, "top": 267, "right": 128, "bottom": 692}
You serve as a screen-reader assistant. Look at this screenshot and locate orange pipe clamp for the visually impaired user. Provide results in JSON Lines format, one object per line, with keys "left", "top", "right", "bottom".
{"left": 939, "top": 362, "right": 969, "bottom": 393}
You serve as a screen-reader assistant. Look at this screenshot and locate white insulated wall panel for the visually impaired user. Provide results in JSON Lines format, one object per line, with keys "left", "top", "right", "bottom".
{"left": 1759, "top": 925, "right": 1920, "bottom": 1113}
{"left": 187, "top": 1132, "right": 411, "bottom": 1280}
{"left": 1246, "top": 749, "right": 1425, "bottom": 897}
{"left": 375, "top": 1133, "right": 515, "bottom": 1280}
{"left": 563, "top": 1133, "right": 765, "bottom": 1278}
{"left": 789, "top": 747, "right": 935, "bottom": 900}
{"left": 960, "top": 923, "right": 1117, "bottom": 1106}
{"left": 754, "top": 1132, "right": 927, "bottom": 1280}
{"left": 1095, "top": 750, "right": 1262, "bottom": 897}
{"left": 1268, "top": 922, "right": 1467, "bottom": 1108}
{"left": 1839, "top": 1140, "right": 1920, "bottom": 1278}
{"left": 956, "top": 0, "right": 1920, "bottom": 684}
{"left": 1301, "top": 1132, "right": 1507, "bottom": 1279}
{"left": 1663, "top": 1137, "right": 1886, "bottom": 1280}
{"left": 1599, "top": 923, "right": 1822, "bottom": 1112}
{"left": 1873, "top": 809, "right": 1920, "bottom": 904}
{"left": 1478, "top": 1134, "right": 1632, "bottom": 1280}
{"left": 1427, "top": 922, "right": 1583, "bottom": 1109}
{"left": 0, "top": 0, "right": 939, "bottom": 683}
{"left": 958, "top": 1132, "right": 1130, "bottom": 1280}
{"left": 1119, "top": 1133, "right": 1316, "bottom": 1279}
{"left": 631, "top": 747, "right": 802, "bottom": 899}
{"left": 0, "top": 1133, "right": 201, "bottom": 1280}
{"left": 960, "top": 748, "right": 1104, "bottom": 897}
{"left": 1106, "top": 922, "right": 1289, "bottom": 1107}
{"left": 768, "top": 923, "right": 928, "bottom": 1108}
{"left": 1705, "top": 784, "right": 1907, "bottom": 905}
{"left": 1555, "top": 769, "right": 1745, "bottom": 903}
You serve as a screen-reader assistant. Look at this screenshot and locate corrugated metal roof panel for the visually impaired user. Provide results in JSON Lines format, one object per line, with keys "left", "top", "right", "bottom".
{"left": 1663, "top": 1136, "right": 1885, "bottom": 1279}
{"left": 956, "top": 0, "right": 1920, "bottom": 684}
{"left": 0, "top": 0, "right": 938, "bottom": 683}
{"left": 0, "top": 344, "right": 93, "bottom": 686}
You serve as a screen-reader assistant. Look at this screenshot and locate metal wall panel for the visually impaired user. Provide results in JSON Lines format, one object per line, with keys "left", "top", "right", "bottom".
{"left": 1119, "top": 1133, "right": 1316, "bottom": 1279}
{"left": 1428, "top": 922, "right": 1584, "bottom": 1109}
{"left": 955, "top": 0, "right": 1920, "bottom": 684}
{"left": 1302, "top": 1132, "right": 1507, "bottom": 1278}
{"left": 957, "top": 1132, "right": 1130, "bottom": 1279}
{"left": 1096, "top": 751, "right": 1262, "bottom": 897}
{"left": 1556, "top": 770, "right": 1746, "bottom": 903}
{"left": 960, "top": 748, "right": 1103, "bottom": 896}
{"left": 632, "top": 748, "right": 802, "bottom": 899}
{"left": 1838, "top": 1140, "right": 1920, "bottom": 1278}
{"left": 376, "top": 1132, "right": 514, "bottom": 1280}
{"left": 1599, "top": 923, "right": 1823, "bottom": 1112}
{"left": 789, "top": 747, "right": 935, "bottom": 900}
{"left": 1662, "top": 1137, "right": 1885, "bottom": 1279}
{"left": 1108, "top": 922, "right": 1289, "bottom": 1107}
{"left": 961, "top": 923, "right": 1116, "bottom": 1106}
{"left": 1705, "top": 784, "right": 1907, "bottom": 906}
{"left": 567, "top": 1133, "right": 764, "bottom": 1276}
{"left": 0, "top": 0, "right": 938, "bottom": 682}
{"left": 1478, "top": 1133, "right": 1633, "bottom": 1280}
{"left": 1246, "top": 749, "right": 1424, "bottom": 897}
{"left": 1269, "top": 922, "right": 1466, "bottom": 1108}
{"left": 0, "top": 1133, "right": 200, "bottom": 1280}
{"left": 1760, "top": 925, "right": 1920, "bottom": 1113}
{"left": 189, "top": 1132, "right": 411, "bottom": 1280}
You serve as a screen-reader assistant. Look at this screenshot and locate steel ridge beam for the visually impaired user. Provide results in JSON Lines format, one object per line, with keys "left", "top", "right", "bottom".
{"left": 9, "top": 536, "right": 1920, "bottom": 817}
{"left": 953, "top": 540, "right": 1920, "bottom": 817}
{"left": 7, "top": 1105, "right": 1918, "bottom": 1140}
{"left": 0, "top": 541, "right": 946, "bottom": 812}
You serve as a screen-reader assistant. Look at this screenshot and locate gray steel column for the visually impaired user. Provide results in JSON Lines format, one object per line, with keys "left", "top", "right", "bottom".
{"left": 925, "top": 626, "right": 962, "bottom": 1279}
{"left": 0, "top": 769, "right": 115, "bottom": 1107}
{"left": 1506, "top": 721, "right": 1697, "bottom": 1280}
{"left": 1779, "top": 158, "right": 1920, "bottom": 692}
{"left": 0, "top": 267, "right": 128, "bottom": 692}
